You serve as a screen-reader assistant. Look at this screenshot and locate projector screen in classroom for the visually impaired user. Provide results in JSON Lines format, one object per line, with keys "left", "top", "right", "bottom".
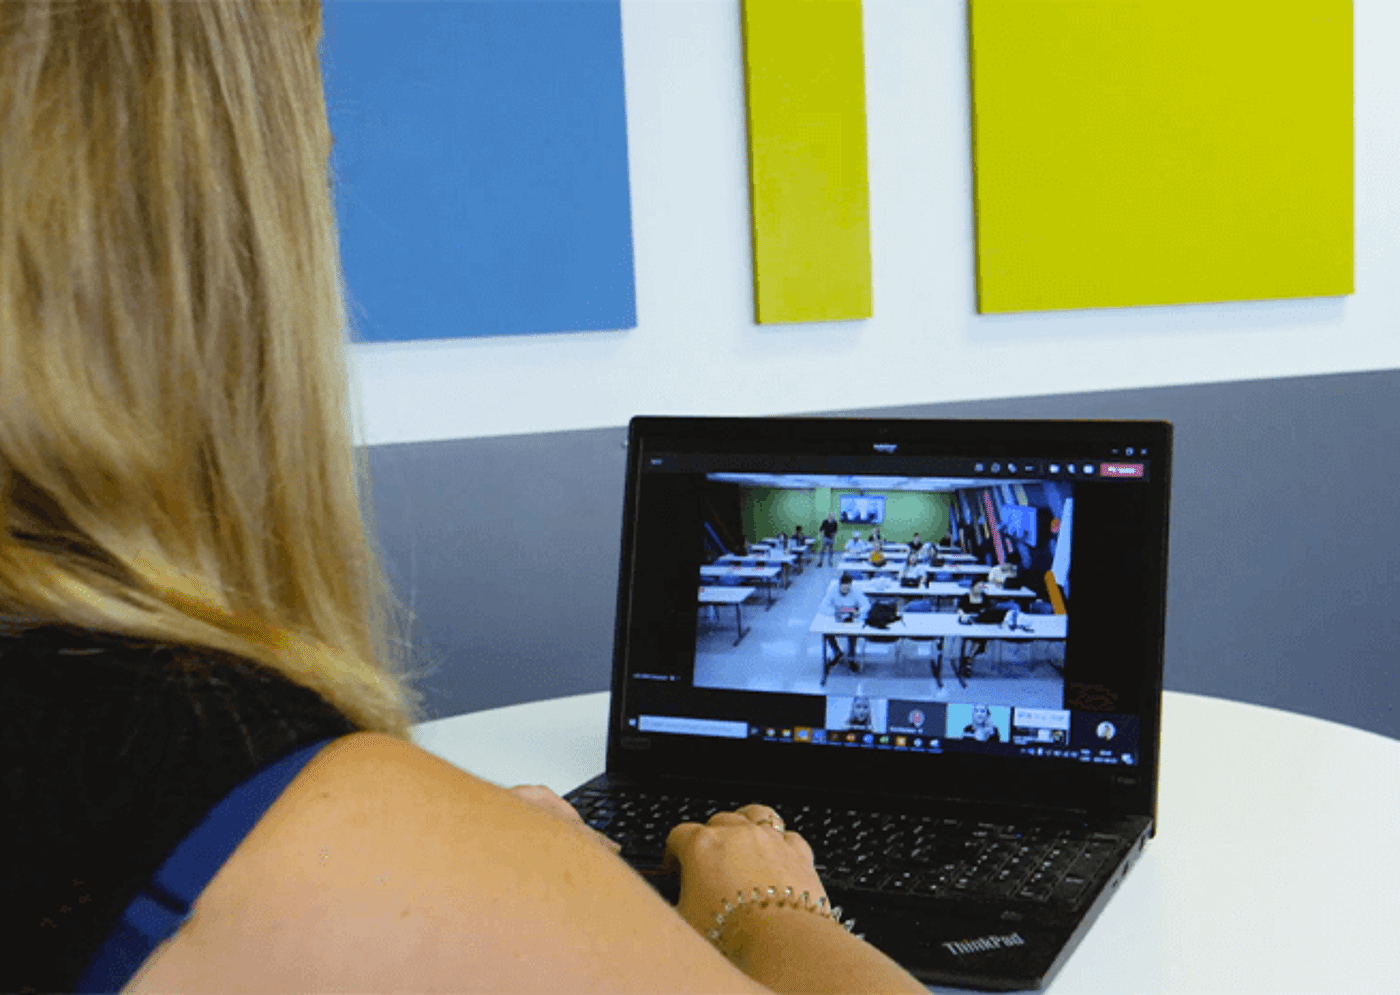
{"left": 839, "top": 494, "right": 885, "bottom": 525}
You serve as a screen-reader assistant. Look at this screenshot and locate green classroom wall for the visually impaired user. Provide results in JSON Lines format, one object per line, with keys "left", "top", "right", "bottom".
{"left": 739, "top": 487, "right": 952, "bottom": 548}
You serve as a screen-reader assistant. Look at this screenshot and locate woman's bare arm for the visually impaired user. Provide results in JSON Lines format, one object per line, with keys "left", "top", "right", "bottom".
{"left": 124, "top": 732, "right": 768, "bottom": 994}
{"left": 122, "top": 732, "right": 924, "bottom": 994}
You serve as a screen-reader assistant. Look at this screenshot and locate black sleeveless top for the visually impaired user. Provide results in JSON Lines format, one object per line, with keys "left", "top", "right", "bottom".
{"left": 2, "top": 625, "right": 358, "bottom": 994}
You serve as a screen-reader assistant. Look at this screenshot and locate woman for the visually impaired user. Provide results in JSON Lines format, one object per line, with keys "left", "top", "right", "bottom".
{"left": 962, "top": 704, "right": 1001, "bottom": 743}
{"left": 899, "top": 548, "right": 924, "bottom": 586}
{"left": 2, "top": 4, "right": 924, "bottom": 993}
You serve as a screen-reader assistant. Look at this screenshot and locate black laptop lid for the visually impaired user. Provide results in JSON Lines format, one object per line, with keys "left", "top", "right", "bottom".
{"left": 605, "top": 417, "right": 1171, "bottom": 828}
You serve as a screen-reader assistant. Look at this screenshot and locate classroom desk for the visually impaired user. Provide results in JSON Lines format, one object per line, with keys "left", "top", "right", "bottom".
{"left": 717, "top": 552, "right": 798, "bottom": 586}
{"left": 410, "top": 691, "right": 1400, "bottom": 995}
{"left": 843, "top": 562, "right": 992, "bottom": 579}
{"left": 914, "top": 563, "right": 993, "bottom": 576}
{"left": 810, "top": 613, "right": 1067, "bottom": 687}
{"left": 697, "top": 585, "right": 756, "bottom": 645}
{"left": 845, "top": 551, "right": 911, "bottom": 564}
{"left": 699, "top": 564, "right": 782, "bottom": 606}
{"left": 838, "top": 560, "right": 905, "bottom": 578}
{"left": 856, "top": 579, "right": 1038, "bottom": 610}
{"left": 753, "top": 540, "right": 809, "bottom": 567}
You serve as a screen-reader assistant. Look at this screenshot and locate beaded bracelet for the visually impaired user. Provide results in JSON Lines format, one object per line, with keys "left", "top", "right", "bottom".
{"left": 706, "top": 886, "right": 866, "bottom": 955}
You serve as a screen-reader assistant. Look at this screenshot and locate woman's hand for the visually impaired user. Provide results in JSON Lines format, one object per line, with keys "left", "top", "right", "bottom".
{"left": 508, "top": 784, "right": 621, "bottom": 854}
{"left": 663, "top": 805, "right": 827, "bottom": 938}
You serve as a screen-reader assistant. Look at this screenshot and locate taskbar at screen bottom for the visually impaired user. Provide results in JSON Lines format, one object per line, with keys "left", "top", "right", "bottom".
{"left": 626, "top": 708, "right": 1140, "bottom": 766}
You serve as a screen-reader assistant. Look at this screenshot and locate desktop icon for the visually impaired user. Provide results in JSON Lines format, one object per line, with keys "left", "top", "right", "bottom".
{"left": 913, "top": 738, "right": 923, "bottom": 748}
{"left": 895, "top": 736, "right": 907, "bottom": 747}
{"left": 879, "top": 735, "right": 890, "bottom": 745}
{"left": 811, "top": 729, "right": 826, "bottom": 744}
{"left": 781, "top": 729, "right": 792, "bottom": 739}
{"left": 991, "top": 462, "right": 1001, "bottom": 473}
{"left": 846, "top": 732, "right": 858, "bottom": 743}
{"left": 794, "top": 727, "right": 812, "bottom": 743}
{"left": 1049, "top": 464, "right": 1061, "bottom": 473}
{"left": 862, "top": 733, "right": 874, "bottom": 744}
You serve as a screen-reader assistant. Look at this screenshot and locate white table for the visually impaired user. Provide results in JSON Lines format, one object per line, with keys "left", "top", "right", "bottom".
{"left": 717, "top": 551, "right": 798, "bottom": 586}
{"left": 931, "top": 552, "right": 976, "bottom": 563}
{"left": 857, "top": 579, "right": 1038, "bottom": 607}
{"left": 697, "top": 585, "right": 755, "bottom": 645}
{"left": 411, "top": 691, "right": 1400, "bottom": 994}
{"left": 844, "top": 551, "right": 910, "bottom": 562}
{"left": 838, "top": 560, "right": 904, "bottom": 577}
{"left": 810, "top": 613, "right": 1067, "bottom": 687}
{"left": 699, "top": 564, "right": 782, "bottom": 605}
{"left": 843, "top": 561, "right": 992, "bottom": 579}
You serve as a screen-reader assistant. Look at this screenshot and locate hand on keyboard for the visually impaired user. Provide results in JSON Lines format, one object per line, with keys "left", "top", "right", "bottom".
{"left": 663, "top": 804, "right": 829, "bottom": 941}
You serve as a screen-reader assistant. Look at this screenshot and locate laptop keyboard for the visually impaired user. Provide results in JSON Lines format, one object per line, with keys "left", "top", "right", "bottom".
{"left": 566, "top": 787, "right": 1128, "bottom": 910}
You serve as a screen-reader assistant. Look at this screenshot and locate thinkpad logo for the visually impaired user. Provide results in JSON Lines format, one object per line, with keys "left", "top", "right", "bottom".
{"left": 942, "top": 932, "right": 1026, "bottom": 956}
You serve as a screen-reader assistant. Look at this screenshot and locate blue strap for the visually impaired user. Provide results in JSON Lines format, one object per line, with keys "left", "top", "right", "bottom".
{"left": 74, "top": 736, "right": 341, "bottom": 993}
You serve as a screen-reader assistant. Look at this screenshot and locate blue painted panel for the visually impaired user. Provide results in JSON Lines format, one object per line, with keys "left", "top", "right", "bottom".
{"left": 322, "top": 1, "right": 636, "bottom": 341}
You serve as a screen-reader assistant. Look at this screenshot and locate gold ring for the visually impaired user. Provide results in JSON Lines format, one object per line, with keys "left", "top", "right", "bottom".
{"left": 755, "top": 817, "right": 785, "bottom": 832}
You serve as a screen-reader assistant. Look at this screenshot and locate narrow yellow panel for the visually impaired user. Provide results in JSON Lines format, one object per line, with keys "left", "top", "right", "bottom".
{"left": 741, "top": 0, "right": 872, "bottom": 323}
{"left": 970, "top": 0, "right": 1353, "bottom": 313}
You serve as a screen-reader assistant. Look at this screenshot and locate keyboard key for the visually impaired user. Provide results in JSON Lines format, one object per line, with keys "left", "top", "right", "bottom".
{"left": 1018, "top": 883, "right": 1054, "bottom": 903}
{"left": 1053, "top": 874, "right": 1091, "bottom": 905}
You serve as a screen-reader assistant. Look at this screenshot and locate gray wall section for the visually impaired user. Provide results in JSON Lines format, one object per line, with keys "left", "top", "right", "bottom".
{"left": 367, "top": 368, "right": 1399, "bottom": 742}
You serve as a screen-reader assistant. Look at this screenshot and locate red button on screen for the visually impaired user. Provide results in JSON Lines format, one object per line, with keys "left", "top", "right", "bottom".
{"left": 1100, "top": 463, "right": 1144, "bottom": 478}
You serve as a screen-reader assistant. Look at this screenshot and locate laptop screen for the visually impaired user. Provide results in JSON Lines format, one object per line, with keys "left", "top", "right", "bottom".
{"left": 609, "top": 417, "right": 1170, "bottom": 820}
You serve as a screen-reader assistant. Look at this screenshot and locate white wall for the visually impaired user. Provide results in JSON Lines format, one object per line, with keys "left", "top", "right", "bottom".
{"left": 349, "top": 0, "right": 1399, "bottom": 447}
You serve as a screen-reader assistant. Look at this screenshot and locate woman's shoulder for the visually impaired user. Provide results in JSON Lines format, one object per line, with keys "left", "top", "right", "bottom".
{"left": 126, "top": 733, "right": 765, "bottom": 994}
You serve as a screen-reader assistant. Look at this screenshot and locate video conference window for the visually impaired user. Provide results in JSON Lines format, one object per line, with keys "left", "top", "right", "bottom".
{"left": 694, "top": 472, "right": 1072, "bottom": 726}
{"left": 839, "top": 494, "right": 884, "bottom": 524}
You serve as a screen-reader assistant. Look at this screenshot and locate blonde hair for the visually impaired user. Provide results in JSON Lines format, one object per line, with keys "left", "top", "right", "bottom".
{"left": 0, "top": 0, "right": 425, "bottom": 737}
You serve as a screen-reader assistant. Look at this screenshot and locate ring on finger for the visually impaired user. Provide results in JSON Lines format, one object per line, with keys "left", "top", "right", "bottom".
{"left": 754, "top": 816, "right": 785, "bottom": 832}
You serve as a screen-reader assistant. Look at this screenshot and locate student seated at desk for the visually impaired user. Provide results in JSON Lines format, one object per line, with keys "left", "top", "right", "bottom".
{"left": 2, "top": 7, "right": 926, "bottom": 993}
{"left": 844, "top": 531, "right": 871, "bottom": 556}
{"left": 955, "top": 579, "right": 995, "bottom": 672}
{"left": 819, "top": 574, "right": 873, "bottom": 673}
{"left": 898, "top": 554, "right": 924, "bottom": 586}
{"left": 907, "top": 532, "right": 924, "bottom": 556}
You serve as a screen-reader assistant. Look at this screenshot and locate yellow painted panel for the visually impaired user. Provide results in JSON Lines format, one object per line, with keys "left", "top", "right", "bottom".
{"left": 970, "top": 0, "right": 1353, "bottom": 313}
{"left": 742, "top": 0, "right": 872, "bottom": 323}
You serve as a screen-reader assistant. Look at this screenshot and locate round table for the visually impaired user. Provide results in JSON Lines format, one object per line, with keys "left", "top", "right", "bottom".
{"left": 413, "top": 691, "right": 1400, "bottom": 994}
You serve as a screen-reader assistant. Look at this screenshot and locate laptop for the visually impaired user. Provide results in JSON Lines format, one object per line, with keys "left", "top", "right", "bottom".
{"left": 565, "top": 416, "right": 1171, "bottom": 991}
